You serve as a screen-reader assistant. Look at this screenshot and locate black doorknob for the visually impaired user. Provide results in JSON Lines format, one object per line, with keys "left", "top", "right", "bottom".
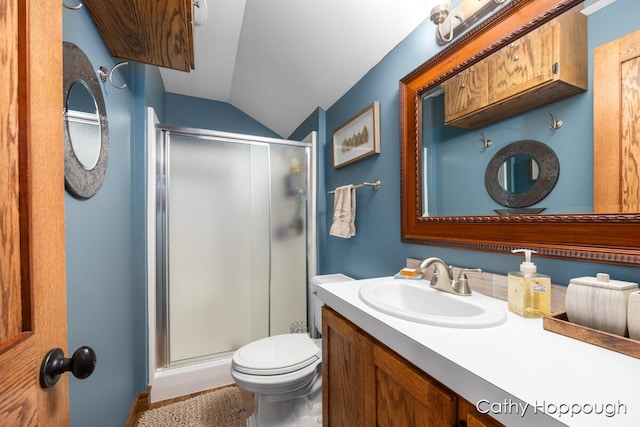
{"left": 39, "top": 346, "right": 97, "bottom": 388}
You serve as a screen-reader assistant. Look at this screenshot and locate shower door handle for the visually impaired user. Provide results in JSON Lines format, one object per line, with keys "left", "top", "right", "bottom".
{"left": 39, "top": 346, "right": 97, "bottom": 388}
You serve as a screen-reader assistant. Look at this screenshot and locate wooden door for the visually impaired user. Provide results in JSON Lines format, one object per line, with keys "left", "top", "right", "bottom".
{"left": 594, "top": 29, "right": 640, "bottom": 213}
{"left": 0, "top": 0, "right": 69, "bottom": 425}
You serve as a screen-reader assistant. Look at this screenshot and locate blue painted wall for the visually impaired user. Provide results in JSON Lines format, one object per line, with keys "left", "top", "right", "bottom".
{"left": 321, "top": 0, "right": 640, "bottom": 285}
{"left": 164, "top": 93, "right": 280, "bottom": 137}
{"left": 63, "top": 7, "right": 139, "bottom": 426}
{"left": 424, "top": 90, "right": 592, "bottom": 216}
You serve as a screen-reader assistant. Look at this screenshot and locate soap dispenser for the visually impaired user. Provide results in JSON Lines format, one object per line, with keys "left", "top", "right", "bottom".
{"left": 508, "top": 249, "right": 551, "bottom": 317}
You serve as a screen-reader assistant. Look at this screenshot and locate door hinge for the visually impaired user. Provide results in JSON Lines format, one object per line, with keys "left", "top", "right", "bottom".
{"left": 552, "top": 62, "right": 559, "bottom": 74}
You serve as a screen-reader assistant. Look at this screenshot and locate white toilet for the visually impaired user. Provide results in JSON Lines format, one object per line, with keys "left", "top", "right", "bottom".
{"left": 231, "top": 274, "right": 353, "bottom": 427}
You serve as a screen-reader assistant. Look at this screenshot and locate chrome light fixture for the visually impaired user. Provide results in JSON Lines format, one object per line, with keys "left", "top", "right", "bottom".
{"left": 430, "top": 1, "right": 455, "bottom": 43}
{"left": 430, "top": 0, "right": 508, "bottom": 45}
{"left": 193, "top": 0, "right": 208, "bottom": 26}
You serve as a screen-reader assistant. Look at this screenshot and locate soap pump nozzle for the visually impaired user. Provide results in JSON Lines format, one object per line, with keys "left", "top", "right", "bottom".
{"left": 512, "top": 249, "right": 537, "bottom": 275}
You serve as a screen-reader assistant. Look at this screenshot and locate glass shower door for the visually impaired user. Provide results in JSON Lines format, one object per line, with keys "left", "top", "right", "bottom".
{"left": 165, "top": 134, "right": 271, "bottom": 364}
{"left": 157, "top": 129, "right": 310, "bottom": 367}
{"left": 268, "top": 143, "right": 308, "bottom": 336}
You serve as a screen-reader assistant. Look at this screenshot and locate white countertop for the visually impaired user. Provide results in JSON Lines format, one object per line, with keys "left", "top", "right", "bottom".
{"left": 317, "top": 277, "right": 640, "bottom": 427}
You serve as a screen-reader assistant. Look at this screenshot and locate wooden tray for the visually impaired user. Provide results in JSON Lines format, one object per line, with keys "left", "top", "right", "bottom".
{"left": 543, "top": 311, "right": 640, "bottom": 359}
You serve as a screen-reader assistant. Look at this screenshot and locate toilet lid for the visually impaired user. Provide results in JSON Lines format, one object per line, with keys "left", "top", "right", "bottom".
{"left": 232, "top": 334, "right": 321, "bottom": 376}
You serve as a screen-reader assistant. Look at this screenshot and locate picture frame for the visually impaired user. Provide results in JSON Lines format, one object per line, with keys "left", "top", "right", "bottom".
{"left": 332, "top": 101, "right": 380, "bottom": 169}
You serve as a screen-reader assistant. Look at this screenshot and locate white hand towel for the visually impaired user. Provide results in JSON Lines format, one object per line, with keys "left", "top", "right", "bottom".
{"left": 330, "top": 185, "right": 356, "bottom": 238}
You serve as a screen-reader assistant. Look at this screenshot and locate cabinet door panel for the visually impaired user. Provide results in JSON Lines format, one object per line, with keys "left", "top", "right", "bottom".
{"left": 459, "top": 397, "right": 505, "bottom": 427}
{"left": 373, "top": 345, "right": 455, "bottom": 427}
{"left": 83, "top": 0, "right": 194, "bottom": 71}
{"left": 322, "top": 307, "right": 369, "bottom": 426}
{"left": 443, "top": 60, "right": 488, "bottom": 122}
{"left": 488, "top": 23, "right": 555, "bottom": 103}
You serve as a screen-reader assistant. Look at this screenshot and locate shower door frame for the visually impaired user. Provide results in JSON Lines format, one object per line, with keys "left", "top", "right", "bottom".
{"left": 151, "top": 121, "right": 316, "bottom": 371}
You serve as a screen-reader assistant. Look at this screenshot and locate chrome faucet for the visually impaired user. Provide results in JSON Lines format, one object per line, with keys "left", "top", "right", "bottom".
{"left": 418, "top": 257, "right": 482, "bottom": 296}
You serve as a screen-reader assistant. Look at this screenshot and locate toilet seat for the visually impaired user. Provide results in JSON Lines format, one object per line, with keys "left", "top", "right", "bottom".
{"left": 232, "top": 333, "right": 321, "bottom": 376}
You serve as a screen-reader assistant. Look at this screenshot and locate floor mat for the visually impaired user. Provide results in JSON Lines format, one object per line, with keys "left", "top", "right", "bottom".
{"left": 138, "top": 386, "right": 246, "bottom": 427}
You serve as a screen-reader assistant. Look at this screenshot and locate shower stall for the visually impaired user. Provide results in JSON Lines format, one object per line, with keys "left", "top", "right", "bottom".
{"left": 147, "top": 112, "right": 316, "bottom": 402}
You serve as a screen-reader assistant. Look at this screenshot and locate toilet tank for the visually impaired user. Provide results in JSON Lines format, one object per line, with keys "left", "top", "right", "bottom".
{"left": 309, "top": 274, "right": 354, "bottom": 338}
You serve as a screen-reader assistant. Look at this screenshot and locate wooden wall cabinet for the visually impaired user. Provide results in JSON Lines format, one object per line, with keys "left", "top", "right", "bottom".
{"left": 444, "top": 6, "right": 587, "bottom": 130}
{"left": 442, "top": 60, "right": 488, "bottom": 123}
{"left": 322, "top": 307, "right": 504, "bottom": 427}
{"left": 83, "top": 0, "right": 194, "bottom": 72}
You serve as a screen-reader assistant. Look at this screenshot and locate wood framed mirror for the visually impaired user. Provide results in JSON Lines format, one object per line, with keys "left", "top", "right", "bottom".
{"left": 400, "top": 0, "right": 640, "bottom": 266}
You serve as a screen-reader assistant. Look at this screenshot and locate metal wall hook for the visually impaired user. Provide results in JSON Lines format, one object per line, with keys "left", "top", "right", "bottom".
{"left": 63, "top": 1, "right": 83, "bottom": 10}
{"left": 480, "top": 133, "right": 492, "bottom": 150}
{"left": 98, "top": 61, "right": 129, "bottom": 89}
{"left": 549, "top": 111, "right": 563, "bottom": 130}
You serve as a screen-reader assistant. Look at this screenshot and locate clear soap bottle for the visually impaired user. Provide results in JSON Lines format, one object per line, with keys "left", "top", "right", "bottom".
{"left": 507, "top": 249, "right": 551, "bottom": 318}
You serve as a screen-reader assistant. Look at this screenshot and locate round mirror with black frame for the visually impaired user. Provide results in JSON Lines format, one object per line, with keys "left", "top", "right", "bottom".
{"left": 484, "top": 140, "right": 559, "bottom": 214}
{"left": 63, "top": 41, "right": 109, "bottom": 199}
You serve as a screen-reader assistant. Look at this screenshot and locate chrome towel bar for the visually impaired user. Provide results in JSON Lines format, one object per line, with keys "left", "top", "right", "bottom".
{"left": 328, "top": 179, "right": 381, "bottom": 194}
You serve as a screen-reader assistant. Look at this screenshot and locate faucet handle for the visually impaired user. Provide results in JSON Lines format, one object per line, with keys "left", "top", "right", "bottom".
{"left": 457, "top": 268, "right": 482, "bottom": 279}
{"left": 453, "top": 268, "right": 482, "bottom": 296}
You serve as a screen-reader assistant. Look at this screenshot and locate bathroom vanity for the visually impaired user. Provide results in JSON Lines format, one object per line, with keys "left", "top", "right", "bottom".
{"left": 322, "top": 306, "right": 503, "bottom": 427}
{"left": 318, "top": 277, "right": 640, "bottom": 427}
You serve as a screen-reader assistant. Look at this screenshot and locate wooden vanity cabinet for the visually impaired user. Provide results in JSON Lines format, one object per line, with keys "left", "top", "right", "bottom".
{"left": 83, "top": 0, "right": 194, "bottom": 72}
{"left": 444, "top": 6, "right": 587, "bottom": 130}
{"left": 322, "top": 307, "right": 504, "bottom": 427}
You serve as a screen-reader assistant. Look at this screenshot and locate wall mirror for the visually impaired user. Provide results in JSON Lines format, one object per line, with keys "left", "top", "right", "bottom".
{"left": 400, "top": 0, "right": 640, "bottom": 265}
{"left": 484, "top": 140, "right": 559, "bottom": 213}
{"left": 63, "top": 42, "right": 109, "bottom": 199}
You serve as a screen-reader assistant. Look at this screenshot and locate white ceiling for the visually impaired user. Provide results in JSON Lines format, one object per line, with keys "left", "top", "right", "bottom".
{"left": 159, "top": 0, "right": 433, "bottom": 137}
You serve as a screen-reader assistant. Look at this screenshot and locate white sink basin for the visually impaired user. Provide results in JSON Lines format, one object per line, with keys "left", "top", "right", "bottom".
{"left": 358, "top": 280, "right": 507, "bottom": 328}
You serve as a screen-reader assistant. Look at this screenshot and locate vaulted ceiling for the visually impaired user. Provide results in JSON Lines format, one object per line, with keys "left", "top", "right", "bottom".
{"left": 159, "top": 0, "right": 432, "bottom": 137}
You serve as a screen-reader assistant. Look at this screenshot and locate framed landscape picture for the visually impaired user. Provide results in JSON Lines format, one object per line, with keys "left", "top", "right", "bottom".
{"left": 332, "top": 101, "right": 380, "bottom": 168}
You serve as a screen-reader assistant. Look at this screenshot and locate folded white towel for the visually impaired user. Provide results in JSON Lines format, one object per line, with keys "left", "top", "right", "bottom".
{"left": 330, "top": 185, "right": 356, "bottom": 238}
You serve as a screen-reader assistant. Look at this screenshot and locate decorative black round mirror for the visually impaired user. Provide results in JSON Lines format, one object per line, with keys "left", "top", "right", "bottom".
{"left": 484, "top": 140, "right": 559, "bottom": 211}
{"left": 63, "top": 42, "right": 109, "bottom": 199}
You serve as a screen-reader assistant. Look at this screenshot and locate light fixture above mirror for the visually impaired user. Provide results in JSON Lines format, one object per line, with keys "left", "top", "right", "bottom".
{"left": 429, "top": 0, "right": 508, "bottom": 45}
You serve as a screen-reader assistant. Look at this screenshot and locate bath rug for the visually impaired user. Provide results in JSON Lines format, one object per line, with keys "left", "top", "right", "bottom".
{"left": 137, "top": 386, "right": 246, "bottom": 427}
